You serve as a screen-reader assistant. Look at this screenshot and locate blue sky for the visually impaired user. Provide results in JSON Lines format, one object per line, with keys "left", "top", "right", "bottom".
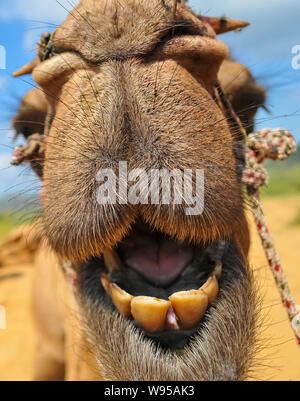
{"left": 0, "top": 0, "right": 299, "bottom": 198}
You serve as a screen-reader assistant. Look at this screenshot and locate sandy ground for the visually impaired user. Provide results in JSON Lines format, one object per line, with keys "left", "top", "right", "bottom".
{"left": 0, "top": 265, "right": 35, "bottom": 380}
{"left": 0, "top": 196, "right": 299, "bottom": 381}
{"left": 247, "top": 196, "right": 300, "bottom": 380}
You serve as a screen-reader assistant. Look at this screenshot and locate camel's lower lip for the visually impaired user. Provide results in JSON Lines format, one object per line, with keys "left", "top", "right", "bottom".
{"left": 78, "top": 221, "right": 233, "bottom": 349}
{"left": 142, "top": 328, "right": 201, "bottom": 350}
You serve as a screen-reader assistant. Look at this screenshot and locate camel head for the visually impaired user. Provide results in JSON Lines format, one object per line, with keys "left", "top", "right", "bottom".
{"left": 13, "top": 0, "right": 267, "bottom": 380}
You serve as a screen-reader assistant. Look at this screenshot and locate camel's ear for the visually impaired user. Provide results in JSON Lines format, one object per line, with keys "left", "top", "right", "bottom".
{"left": 13, "top": 58, "right": 40, "bottom": 77}
{"left": 201, "top": 17, "right": 250, "bottom": 35}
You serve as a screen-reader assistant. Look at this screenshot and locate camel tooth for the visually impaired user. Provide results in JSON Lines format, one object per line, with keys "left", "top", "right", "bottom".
{"left": 131, "top": 296, "right": 170, "bottom": 333}
{"left": 169, "top": 289, "right": 208, "bottom": 330}
{"left": 212, "top": 260, "right": 222, "bottom": 280}
{"left": 103, "top": 249, "right": 121, "bottom": 272}
{"left": 200, "top": 275, "right": 219, "bottom": 304}
{"left": 100, "top": 273, "right": 111, "bottom": 296}
{"left": 110, "top": 283, "right": 133, "bottom": 318}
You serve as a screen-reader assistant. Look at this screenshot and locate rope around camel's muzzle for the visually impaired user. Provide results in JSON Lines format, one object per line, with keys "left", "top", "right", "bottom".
{"left": 242, "top": 128, "right": 300, "bottom": 347}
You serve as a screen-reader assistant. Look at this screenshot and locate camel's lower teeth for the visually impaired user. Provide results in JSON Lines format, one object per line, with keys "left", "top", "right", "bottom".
{"left": 200, "top": 275, "right": 219, "bottom": 304}
{"left": 111, "top": 283, "right": 133, "bottom": 318}
{"left": 131, "top": 296, "right": 171, "bottom": 333}
{"left": 100, "top": 261, "right": 222, "bottom": 333}
{"left": 169, "top": 289, "right": 208, "bottom": 329}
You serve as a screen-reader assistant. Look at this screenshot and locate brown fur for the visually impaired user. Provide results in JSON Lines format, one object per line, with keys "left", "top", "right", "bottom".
{"left": 219, "top": 59, "right": 266, "bottom": 133}
{"left": 10, "top": 0, "right": 267, "bottom": 381}
{"left": 13, "top": 89, "right": 48, "bottom": 140}
{"left": 35, "top": 1, "right": 243, "bottom": 262}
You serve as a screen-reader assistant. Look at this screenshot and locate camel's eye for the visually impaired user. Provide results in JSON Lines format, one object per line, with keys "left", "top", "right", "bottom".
{"left": 161, "top": 20, "right": 206, "bottom": 42}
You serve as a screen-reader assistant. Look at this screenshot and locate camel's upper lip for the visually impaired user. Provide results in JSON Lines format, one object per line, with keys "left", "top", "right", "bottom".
{"left": 79, "top": 220, "right": 230, "bottom": 349}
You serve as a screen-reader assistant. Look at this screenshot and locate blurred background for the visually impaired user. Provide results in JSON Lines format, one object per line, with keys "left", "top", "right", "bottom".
{"left": 0, "top": 0, "right": 299, "bottom": 381}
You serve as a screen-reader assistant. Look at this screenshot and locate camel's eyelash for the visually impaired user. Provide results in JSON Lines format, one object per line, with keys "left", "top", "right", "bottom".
{"left": 160, "top": 21, "right": 207, "bottom": 42}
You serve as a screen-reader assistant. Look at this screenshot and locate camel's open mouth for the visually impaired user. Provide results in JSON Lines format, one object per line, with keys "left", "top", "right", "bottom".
{"left": 80, "top": 220, "right": 232, "bottom": 350}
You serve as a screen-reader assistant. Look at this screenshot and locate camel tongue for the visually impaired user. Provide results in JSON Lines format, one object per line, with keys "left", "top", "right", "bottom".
{"left": 119, "top": 224, "right": 194, "bottom": 287}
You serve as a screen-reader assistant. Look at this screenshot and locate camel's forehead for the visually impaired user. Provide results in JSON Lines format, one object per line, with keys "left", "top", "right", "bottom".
{"left": 53, "top": 0, "right": 215, "bottom": 62}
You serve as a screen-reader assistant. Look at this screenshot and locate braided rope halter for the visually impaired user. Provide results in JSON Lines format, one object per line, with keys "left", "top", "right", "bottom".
{"left": 243, "top": 129, "right": 300, "bottom": 346}
{"left": 214, "top": 82, "right": 300, "bottom": 346}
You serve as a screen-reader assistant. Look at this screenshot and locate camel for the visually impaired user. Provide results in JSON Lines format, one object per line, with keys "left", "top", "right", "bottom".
{"left": 10, "top": 0, "right": 267, "bottom": 380}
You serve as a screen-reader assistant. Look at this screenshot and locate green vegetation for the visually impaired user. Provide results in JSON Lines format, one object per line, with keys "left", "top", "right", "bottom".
{"left": 260, "top": 145, "right": 300, "bottom": 197}
{"left": 262, "top": 165, "right": 300, "bottom": 197}
{"left": 292, "top": 208, "right": 300, "bottom": 226}
{"left": 0, "top": 213, "right": 21, "bottom": 240}
{"left": 0, "top": 212, "right": 38, "bottom": 241}
{"left": 0, "top": 194, "right": 39, "bottom": 240}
